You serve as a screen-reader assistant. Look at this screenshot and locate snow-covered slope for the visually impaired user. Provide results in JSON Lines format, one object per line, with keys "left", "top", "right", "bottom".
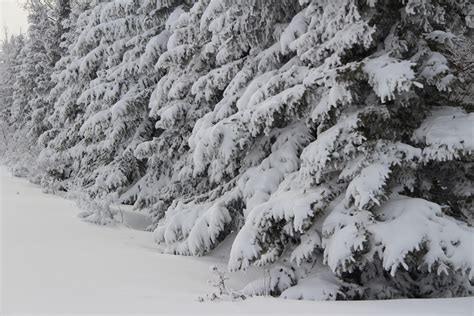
{"left": 1, "top": 167, "right": 472, "bottom": 315}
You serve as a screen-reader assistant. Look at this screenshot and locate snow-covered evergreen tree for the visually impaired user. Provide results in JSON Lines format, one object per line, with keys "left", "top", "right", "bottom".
{"left": 38, "top": 0, "right": 188, "bottom": 223}
{"left": 2, "top": 0, "right": 61, "bottom": 178}
{"left": 37, "top": 0, "right": 99, "bottom": 191}
{"left": 0, "top": 33, "right": 25, "bottom": 156}
{"left": 151, "top": 0, "right": 474, "bottom": 299}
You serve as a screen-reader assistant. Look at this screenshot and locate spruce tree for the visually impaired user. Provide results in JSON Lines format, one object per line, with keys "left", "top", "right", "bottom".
{"left": 0, "top": 34, "right": 24, "bottom": 155}
{"left": 39, "top": 0, "right": 188, "bottom": 224}
{"left": 4, "top": 1, "right": 60, "bottom": 177}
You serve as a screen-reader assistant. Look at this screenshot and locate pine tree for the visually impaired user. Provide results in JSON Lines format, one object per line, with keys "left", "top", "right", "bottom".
{"left": 0, "top": 33, "right": 25, "bottom": 155}
{"left": 74, "top": 0, "right": 187, "bottom": 211}
{"left": 38, "top": 0, "right": 188, "bottom": 224}
{"left": 3, "top": 1, "right": 60, "bottom": 178}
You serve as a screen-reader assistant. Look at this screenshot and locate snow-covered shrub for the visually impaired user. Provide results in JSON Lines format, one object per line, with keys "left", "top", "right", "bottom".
{"left": 241, "top": 266, "right": 297, "bottom": 297}
{"left": 74, "top": 190, "right": 120, "bottom": 225}
{"left": 198, "top": 264, "right": 246, "bottom": 302}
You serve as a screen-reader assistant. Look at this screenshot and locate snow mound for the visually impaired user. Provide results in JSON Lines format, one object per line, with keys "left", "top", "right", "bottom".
{"left": 363, "top": 53, "right": 417, "bottom": 102}
{"left": 413, "top": 106, "right": 474, "bottom": 160}
{"left": 345, "top": 163, "right": 391, "bottom": 210}
{"left": 370, "top": 195, "right": 474, "bottom": 278}
{"left": 241, "top": 266, "right": 296, "bottom": 297}
{"left": 281, "top": 272, "right": 343, "bottom": 301}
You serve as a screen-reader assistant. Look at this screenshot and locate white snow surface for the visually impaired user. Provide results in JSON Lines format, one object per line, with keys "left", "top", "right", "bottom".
{"left": 1, "top": 167, "right": 473, "bottom": 315}
{"left": 413, "top": 106, "right": 474, "bottom": 152}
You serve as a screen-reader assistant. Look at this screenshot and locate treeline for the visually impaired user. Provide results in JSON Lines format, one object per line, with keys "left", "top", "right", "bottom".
{"left": 0, "top": 0, "right": 473, "bottom": 300}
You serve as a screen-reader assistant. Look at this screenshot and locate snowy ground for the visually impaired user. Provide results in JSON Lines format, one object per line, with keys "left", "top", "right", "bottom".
{"left": 1, "top": 167, "right": 472, "bottom": 315}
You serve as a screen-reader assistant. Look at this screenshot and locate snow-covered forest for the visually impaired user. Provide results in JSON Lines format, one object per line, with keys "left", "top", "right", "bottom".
{"left": 1, "top": 0, "right": 473, "bottom": 305}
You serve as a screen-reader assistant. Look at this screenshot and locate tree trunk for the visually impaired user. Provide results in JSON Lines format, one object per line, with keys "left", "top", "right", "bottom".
{"left": 57, "top": 0, "right": 71, "bottom": 22}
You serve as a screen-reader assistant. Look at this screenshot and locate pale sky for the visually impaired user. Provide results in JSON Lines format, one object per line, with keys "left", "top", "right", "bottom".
{"left": 0, "top": 0, "right": 28, "bottom": 41}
